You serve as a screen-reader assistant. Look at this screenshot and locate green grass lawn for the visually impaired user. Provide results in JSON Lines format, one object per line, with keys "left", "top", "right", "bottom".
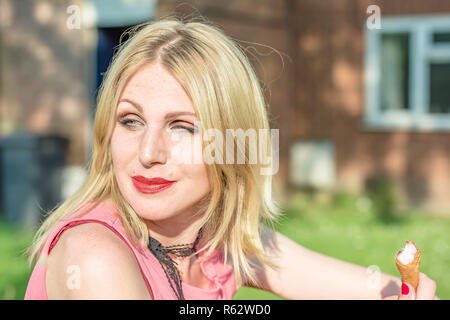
{"left": 1, "top": 191, "right": 449, "bottom": 300}
{"left": 0, "top": 219, "right": 34, "bottom": 299}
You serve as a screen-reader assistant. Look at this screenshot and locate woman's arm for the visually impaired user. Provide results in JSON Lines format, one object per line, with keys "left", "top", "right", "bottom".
{"left": 246, "top": 228, "right": 403, "bottom": 299}
{"left": 46, "top": 223, "right": 152, "bottom": 299}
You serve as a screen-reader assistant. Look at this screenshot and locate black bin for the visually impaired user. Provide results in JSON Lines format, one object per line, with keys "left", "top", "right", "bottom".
{"left": 0, "top": 134, "right": 68, "bottom": 227}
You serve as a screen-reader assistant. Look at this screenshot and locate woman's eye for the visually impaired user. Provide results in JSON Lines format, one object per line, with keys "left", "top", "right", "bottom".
{"left": 171, "top": 122, "right": 197, "bottom": 134}
{"left": 119, "top": 117, "right": 141, "bottom": 128}
{"left": 172, "top": 125, "right": 196, "bottom": 133}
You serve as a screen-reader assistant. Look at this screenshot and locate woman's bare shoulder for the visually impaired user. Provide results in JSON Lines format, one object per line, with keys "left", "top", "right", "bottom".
{"left": 46, "top": 222, "right": 152, "bottom": 299}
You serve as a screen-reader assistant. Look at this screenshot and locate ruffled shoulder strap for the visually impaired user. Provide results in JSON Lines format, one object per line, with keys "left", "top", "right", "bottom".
{"left": 197, "top": 248, "right": 236, "bottom": 298}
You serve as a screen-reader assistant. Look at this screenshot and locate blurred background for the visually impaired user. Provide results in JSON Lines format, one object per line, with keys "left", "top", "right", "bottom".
{"left": 0, "top": 0, "right": 449, "bottom": 300}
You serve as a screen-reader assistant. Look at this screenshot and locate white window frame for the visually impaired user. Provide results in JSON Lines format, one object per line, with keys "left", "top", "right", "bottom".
{"left": 364, "top": 15, "right": 450, "bottom": 131}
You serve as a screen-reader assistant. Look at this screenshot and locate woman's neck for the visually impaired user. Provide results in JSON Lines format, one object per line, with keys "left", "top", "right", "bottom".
{"left": 142, "top": 202, "right": 205, "bottom": 246}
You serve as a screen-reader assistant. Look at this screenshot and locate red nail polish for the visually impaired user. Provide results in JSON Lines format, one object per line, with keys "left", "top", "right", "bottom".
{"left": 401, "top": 283, "right": 409, "bottom": 295}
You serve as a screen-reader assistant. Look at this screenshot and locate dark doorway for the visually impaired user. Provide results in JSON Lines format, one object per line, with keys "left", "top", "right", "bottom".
{"left": 94, "top": 26, "right": 131, "bottom": 101}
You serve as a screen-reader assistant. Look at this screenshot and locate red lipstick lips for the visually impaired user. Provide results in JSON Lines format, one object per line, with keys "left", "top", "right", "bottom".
{"left": 132, "top": 175, "right": 176, "bottom": 194}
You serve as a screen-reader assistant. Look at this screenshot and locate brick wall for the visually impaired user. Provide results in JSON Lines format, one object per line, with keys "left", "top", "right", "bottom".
{"left": 0, "top": 0, "right": 92, "bottom": 166}
{"left": 294, "top": 0, "right": 450, "bottom": 213}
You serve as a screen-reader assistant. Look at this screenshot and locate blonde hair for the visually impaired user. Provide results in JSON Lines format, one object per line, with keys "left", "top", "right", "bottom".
{"left": 26, "top": 17, "right": 282, "bottom": 288}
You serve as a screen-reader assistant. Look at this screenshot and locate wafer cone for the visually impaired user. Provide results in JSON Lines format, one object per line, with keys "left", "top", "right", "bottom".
{"left": 395, "top": 241, "right": 421, "bottom": 292}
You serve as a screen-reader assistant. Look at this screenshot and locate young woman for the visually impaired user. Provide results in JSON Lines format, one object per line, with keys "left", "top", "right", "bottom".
{"left": 24, "top": 18, "right": 437, "bottom": 300}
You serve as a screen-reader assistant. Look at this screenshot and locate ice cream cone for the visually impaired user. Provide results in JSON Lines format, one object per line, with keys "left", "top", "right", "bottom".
{"left": 395, "top": 241, "right": 421, "bottom": 292}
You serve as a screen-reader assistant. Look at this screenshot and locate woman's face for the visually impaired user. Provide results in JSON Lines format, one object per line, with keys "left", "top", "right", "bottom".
{"left": 110, "top": 62, "right": 211, "bottom": 225}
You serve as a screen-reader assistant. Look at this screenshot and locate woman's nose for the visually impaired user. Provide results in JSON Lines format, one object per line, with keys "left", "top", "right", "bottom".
{"left": 138, "top": 126, "right": 168, "bottom": 167}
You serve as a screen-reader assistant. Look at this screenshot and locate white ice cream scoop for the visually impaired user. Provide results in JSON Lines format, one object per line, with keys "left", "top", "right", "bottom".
{"left": 397, "top": 242, "right": 418, "bottom": 265}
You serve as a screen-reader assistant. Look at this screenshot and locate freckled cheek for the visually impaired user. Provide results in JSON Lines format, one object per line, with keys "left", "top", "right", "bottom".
{"left": 168, "top": 137, "right": 209, "bottom": 186}
{"left": 169, "top": 135, "right": 204, "bottom": 164}
{"left": 110, "top": 133, "right": 140, "bottom": 170}
{"left": 178, "top": 162, "right": 211, "bottom": 194}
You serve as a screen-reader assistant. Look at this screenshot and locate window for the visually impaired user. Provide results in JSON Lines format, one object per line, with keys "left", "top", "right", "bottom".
{"left": 364, "top": 15, "right": 450, "bottom": 131}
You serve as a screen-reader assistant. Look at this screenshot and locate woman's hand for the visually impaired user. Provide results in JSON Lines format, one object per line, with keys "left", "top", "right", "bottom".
{"left": 383, "top": 273, "right": 438, "bottom": 300}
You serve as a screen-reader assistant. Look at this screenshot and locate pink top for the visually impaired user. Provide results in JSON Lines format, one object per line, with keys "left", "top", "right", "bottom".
{"left": 24, "top": 201, "right": 237, "bottom": 300}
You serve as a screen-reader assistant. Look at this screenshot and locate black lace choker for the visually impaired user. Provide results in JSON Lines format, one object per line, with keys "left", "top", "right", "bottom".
{"left": 147, "top": 229, "right": 202, "bottom": 300}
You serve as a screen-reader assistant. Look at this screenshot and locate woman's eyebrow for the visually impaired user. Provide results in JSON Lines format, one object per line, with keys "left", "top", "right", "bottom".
{"left": 164, "top": 111, "right": 197, "bottom": 120}
{"left": 119, "top": 98, "right": 143, "bottom": 113}
{"left": 118, "top": 98, "right": 197, "bottom": 120}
